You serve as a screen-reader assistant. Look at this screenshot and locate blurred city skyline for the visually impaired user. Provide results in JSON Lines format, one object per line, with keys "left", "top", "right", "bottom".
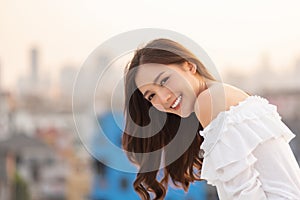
{"left": 1, "top": 0, "right": 300, "bottom": 90}
{"left": 1, "top": 1, "right": 300, "bottom": 199}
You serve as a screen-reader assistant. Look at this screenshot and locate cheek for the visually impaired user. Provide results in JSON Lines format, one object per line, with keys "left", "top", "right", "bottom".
{"left": 152, "top": 103, "right": 166, "bottom": 112}
{"left": 167, "top": 75, "right": 191, "bottom": 92}
{"left": 164, "top": 80, "right": 178, "bottom": 93}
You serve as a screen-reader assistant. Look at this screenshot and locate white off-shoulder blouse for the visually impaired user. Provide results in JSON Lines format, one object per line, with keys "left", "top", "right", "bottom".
{"left": 199, "top": 95, "right": 300, "bottom": 199}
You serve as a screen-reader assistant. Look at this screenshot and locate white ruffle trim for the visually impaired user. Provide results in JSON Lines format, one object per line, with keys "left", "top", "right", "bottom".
{"left": 198, "top": 95, "right": 295, "bottom": 185}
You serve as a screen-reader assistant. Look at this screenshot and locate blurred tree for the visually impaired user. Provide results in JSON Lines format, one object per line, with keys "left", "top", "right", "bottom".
{"left": 11, "top": 172, "right": 30, "bottom": 200}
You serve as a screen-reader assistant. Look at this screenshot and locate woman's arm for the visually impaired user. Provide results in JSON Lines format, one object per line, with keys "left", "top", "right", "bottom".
{"left": 215, "top": 153, "right": 267, "bottom": 199}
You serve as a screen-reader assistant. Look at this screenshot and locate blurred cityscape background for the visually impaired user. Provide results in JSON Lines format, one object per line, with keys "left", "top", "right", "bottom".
{"left": 1, "top": 0, "right": 300, "bottom": 200}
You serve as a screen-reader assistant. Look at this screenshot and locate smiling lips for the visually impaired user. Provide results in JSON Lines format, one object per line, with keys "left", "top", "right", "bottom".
{"left": 170, "top": 95, "right": 182, "bottom": 109}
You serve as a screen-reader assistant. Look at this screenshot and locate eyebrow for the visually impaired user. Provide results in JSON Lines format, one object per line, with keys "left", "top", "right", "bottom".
{"left": 143, "top": 71, "right": 165, "bottom": 98}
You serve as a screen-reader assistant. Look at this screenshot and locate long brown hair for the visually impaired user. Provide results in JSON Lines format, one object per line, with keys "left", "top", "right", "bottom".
{"left": 122, "top": 38, "right": 217, "bottom": 199}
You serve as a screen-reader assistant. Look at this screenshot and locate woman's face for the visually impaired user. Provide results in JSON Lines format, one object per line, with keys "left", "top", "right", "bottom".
{"left": 135, "top": 62, "right": 200, "bottom": 118}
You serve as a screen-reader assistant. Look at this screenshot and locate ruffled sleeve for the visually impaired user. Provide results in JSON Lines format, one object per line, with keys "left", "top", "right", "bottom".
{"left": 198, "top": 95, "right": 296, "bottom": 199}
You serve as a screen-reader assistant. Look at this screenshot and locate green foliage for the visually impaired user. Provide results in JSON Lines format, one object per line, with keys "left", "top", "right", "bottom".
{"left": 11, "top": 172, "right": 31, "bottom": 200}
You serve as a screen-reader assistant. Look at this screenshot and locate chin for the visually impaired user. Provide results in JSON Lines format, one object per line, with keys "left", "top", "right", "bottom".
{"left": 179, "top": 111, "right": 192, "bottom": 118}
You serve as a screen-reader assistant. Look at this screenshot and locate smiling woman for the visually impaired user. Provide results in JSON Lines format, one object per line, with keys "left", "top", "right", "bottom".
{"left": 134, "top": 62, "right": 211, "bottom": 118}
{"left": 122, "top": 38, "right": 300, "bottom": 200}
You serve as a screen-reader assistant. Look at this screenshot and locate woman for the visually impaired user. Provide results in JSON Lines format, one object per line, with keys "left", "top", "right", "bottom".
{"left": 122, "top": 38, "right": 300, "bottom": 199}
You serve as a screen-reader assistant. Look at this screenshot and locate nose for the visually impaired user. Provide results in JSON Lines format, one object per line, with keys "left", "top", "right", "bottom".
{"left": 156, "top": 88, "right": 172, "bottom": 107}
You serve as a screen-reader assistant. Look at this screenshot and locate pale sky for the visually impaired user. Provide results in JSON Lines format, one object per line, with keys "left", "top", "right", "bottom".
{"left": 1, "top": 0, "right": 300, "bottom": 89}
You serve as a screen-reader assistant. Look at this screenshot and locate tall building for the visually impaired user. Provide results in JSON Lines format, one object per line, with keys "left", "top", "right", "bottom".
{"left": 17, "top": 47, "right": 52, "bottom": 97}
{"left": 31, "top": 48, "right": 38, "bottom": 84}
{"left": 0, "top": 61, "right": 2, "bottom": 92}
{"left": 17, "top": 47, "right": 40, "bottom": 96}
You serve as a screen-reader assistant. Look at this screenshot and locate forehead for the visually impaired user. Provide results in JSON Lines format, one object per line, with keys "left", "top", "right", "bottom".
{"left": 135, "top": 63, "right": 172, "bottom": 88}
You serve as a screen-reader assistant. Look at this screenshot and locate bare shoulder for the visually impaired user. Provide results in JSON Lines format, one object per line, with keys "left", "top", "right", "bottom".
{"left": 194, "top": 88, "right": 213, "bottom": 128}
{"left": 194, "top": 82, "right": 250, "bottom": 128}
{"left": 221, "top": 83, "right": 250, "bottom": 105}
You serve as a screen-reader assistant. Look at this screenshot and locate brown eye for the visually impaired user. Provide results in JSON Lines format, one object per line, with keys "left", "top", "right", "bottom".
{"left": 148, "top": 93, "right": 155, "bottom": 101}
{"left": 160, "top": 77, "right": 169, "bottom": 86}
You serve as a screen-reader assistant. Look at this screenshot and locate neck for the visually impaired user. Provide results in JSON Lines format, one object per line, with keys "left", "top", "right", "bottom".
{"left": 195, "top": 75, "right": 218, "bottom": 97}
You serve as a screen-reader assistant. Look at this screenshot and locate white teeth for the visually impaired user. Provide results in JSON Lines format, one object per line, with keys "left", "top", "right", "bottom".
{"left": 171, "top": 95, "right": 182, "bottom": 108}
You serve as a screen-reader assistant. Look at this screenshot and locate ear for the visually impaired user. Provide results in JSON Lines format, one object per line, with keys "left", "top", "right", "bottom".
{"left": 183, "top": 61, "right": 197, "bottom": 74}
